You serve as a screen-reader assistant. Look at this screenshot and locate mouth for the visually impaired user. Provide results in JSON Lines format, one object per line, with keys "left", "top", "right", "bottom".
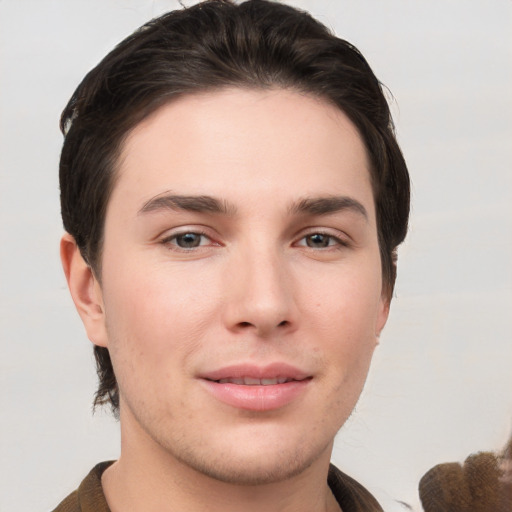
{"left": 210, "top": 376, "right": 301, "bottom": 385}
{"left": 201, "top": 362, "right": 310, "bottom": 382}
{"left": 199, "top": 363, "right": 312, "bottom": 411}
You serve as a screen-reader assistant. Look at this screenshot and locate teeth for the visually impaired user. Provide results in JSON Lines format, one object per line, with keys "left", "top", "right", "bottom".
{"left": 244, "top": 377, "right": 262, "bottom": 385}
{"left": 216, "top": 377, "right": 292, "bottom": 385}
{"left": 218, "top": 378, "right": 243, "bottom": 384}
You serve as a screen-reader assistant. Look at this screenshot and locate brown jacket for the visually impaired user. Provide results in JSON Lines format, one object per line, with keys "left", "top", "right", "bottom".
{"left": 53, "top": 461, "right": 383, "bottom": 512}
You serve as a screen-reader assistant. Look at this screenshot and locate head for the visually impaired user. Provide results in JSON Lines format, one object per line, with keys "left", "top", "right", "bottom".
{"left": 60, "top": 0, "right": 409, "bottom": 471}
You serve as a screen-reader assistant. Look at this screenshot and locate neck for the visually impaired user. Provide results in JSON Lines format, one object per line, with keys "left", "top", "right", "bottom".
{"left": 102, "top": 414, "right": 340, "bottom": 512}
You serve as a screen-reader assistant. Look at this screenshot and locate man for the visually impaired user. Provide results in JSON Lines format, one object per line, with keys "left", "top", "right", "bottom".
{"left": 54, "top": 1, "right": 410, "bottom": 510}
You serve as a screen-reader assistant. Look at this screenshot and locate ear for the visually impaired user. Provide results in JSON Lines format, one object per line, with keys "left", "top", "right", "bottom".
{"left": 375, "top": 294, "right": 390, "bottom": 341}
{"left": 60, "top": 233, "right": 108, "bottom": 348}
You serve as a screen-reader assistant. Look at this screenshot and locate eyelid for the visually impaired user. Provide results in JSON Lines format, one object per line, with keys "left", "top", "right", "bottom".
{"left": 294, "top": 227, "right": 351, "bottom": 248}
{"left": 161, "top": 228, "right": 208, "bottom": 241}
{"left": 159, "top": 226, "right": 221, "bottom": 250}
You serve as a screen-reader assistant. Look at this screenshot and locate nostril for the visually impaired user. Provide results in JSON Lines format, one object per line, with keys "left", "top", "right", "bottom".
{"left": 237, "top": 320, "right": 289, "bottom": 329}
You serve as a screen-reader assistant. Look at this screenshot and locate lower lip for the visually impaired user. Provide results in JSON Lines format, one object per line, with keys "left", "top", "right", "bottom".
{"left": 200, "top": 379, "right": 310, "bottom": 411}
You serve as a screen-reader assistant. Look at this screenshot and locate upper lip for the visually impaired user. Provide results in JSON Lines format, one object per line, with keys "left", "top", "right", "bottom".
{"left": 200, "top": 362, "right": 311, "bottom": 382}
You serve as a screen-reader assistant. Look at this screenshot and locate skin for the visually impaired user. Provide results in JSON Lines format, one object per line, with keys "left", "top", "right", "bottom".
{"left": 62, "top": 88, "right": 389, "bottom": 512}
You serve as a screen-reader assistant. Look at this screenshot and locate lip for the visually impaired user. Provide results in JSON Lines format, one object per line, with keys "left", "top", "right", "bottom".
{"left": 201, "top": 362, "right": 310, "bottom": 382}
{"left": 199, "top": 363, "right": 312, "bottom": 411}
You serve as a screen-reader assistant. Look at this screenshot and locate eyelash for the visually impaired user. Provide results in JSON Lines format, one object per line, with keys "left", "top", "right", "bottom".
{"left": 160, "top": 229, "right": 349, "bottom": 252}
{"left": 296, "top": 232, "right": 349, "bottom": 250}
{"left": 161, "top": 230, "right": 214, "bottom": 251}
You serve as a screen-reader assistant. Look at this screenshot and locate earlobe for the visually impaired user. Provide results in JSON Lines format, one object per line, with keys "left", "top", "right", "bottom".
{"left": 60, "top": 233, "right": 108, "bottom": 348}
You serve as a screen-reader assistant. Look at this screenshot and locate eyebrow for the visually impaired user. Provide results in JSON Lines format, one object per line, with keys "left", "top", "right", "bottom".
{"left": 139, "top": 193, "right": 237, "bottom": 216}
{"left": 288, "top": 196, "right": 368, "bottom": 220}
{"left": 139, "top": 192, "right": 367, "bottom": 221}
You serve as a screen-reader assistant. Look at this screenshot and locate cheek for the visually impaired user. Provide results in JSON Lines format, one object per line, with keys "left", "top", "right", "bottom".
{"left": 306, "top": 267, "right": 382, "bottom": 330}
{"left": 101, "top": 262, "right": 219, "bottom": 376}
{"left": 300, "top": 264, "right": 382, "bottom": 370}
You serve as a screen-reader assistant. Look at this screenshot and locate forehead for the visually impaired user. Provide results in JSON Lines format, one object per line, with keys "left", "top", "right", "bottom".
{"left": 111, "top": 88, "right": 374, "bottom": 217}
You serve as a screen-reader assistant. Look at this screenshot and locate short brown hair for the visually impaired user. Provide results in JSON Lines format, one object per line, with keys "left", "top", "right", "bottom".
{"left": 60, "top": 0, "right": 410, "bottom": 414}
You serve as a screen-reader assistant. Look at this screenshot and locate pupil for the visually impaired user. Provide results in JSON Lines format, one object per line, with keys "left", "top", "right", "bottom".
{"left": 307, "top": 234, "right": 329, "bottom": 248}
{"left": 177, "top": 233, "right": 200, "bottom": 248}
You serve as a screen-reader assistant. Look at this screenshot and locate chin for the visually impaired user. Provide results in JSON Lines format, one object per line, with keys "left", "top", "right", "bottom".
{"left": 167, "top": 427, "right": 334, "bottom": 486}
{"left": 176, "top": 448, "right": 322, "bottom": 485}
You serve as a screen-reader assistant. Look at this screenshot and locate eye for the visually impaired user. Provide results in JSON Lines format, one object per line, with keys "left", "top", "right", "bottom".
{"left": 297, "top": 232, "right": 346, "bottom": 249}
{"left": 305, "top": 233, "right": 333, "bottom": 248}
{"left": 165, "top": 232, "right": 211, "bottom": 249}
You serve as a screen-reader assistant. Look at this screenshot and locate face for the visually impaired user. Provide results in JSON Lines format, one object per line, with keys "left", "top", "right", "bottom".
{"left": 85, "top": 88, "right": 388, "bottom": 483}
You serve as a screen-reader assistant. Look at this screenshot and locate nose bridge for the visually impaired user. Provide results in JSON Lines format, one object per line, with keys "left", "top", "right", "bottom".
{"left": 224, "top": 239, "right": 297, "bottom": 336}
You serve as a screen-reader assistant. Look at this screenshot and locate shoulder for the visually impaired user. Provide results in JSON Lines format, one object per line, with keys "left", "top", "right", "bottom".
{"left": 328, "top": 464, "right": 383, "bottom": 512}
{"left": 51, "top": 461, "right": 114, "bottom": 512}
{"left": 52, "top": 490, "right": 79, "bottom": 512}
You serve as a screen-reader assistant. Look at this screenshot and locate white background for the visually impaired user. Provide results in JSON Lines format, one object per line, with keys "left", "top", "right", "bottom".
{"left": 1, "top": 1, "right": 511, "bottom": 511}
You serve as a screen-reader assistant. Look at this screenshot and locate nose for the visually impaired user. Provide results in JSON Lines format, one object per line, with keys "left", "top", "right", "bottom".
{"left": 222, "top": 247, "right": 298, "bottom": 338}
